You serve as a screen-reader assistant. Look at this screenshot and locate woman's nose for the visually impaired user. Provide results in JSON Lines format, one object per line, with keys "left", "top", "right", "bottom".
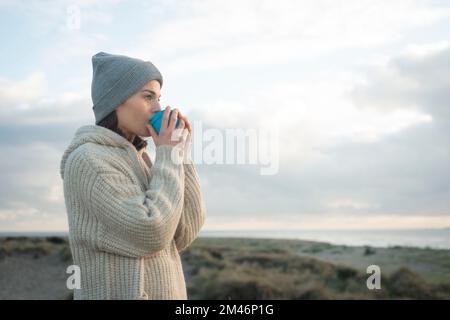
{"left": 153, "top": 107, "right": 161, "bottom": 113}
{"left": 154, "top": 101, "right": 162, "bottom": 111}
{"left": 151, "top": 103, "right": 161, "bottom": 113}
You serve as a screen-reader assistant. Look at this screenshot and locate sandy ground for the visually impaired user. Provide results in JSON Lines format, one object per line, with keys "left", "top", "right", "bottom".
{"left": 0, "top": 252, "right": 72, "bottom": 300}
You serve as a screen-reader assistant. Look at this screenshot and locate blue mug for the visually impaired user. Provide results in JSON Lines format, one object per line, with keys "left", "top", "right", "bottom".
{"left": 149, "top": 110, "right": 180, "bottom": 135}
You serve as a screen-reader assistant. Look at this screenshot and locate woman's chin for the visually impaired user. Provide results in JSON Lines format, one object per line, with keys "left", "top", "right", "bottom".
{"left": 139, "top": 127, "right": 152, "bottom": 138}
{"left": 136, "top": 127, "right": 150, "bottom": 138}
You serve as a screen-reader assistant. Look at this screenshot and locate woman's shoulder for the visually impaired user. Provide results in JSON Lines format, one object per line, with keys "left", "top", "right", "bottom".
{"left": 66, "top": 143, "right": 130, "bottom": 176}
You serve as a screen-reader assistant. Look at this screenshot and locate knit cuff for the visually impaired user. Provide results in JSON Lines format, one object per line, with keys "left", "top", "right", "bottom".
{"left": 183, "top": 149, "right": 194, "bottom": 164}
{"left": 155, "top": 144, "right": 184, "bottom": 166}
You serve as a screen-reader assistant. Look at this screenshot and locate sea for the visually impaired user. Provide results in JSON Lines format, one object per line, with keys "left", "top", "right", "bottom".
{"left": 199, "top": 228, "right": 450, "bottom": 250}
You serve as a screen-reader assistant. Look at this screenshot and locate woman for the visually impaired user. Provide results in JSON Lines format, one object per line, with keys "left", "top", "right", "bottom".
{"left": 59, "top": 52, "right": 206, "bottom": 300}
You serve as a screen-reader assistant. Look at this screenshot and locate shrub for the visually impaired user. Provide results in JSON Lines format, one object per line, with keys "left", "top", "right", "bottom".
{"left": 386, "top": 267, "right": 435, "bottom": 299}
{"left": 364, "top": 246, "right": 376, "bottom": 256}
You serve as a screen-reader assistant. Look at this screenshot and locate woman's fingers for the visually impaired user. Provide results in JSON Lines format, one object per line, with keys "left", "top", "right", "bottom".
{"left": 162, "top": 106, "right": 171, "bottom": 129}
{"left": 177, "top": 111, "right": 192, "bottom": 134}
{"left": 185, "top": 119, "right": 192, "bottom": 134}
{"left": 169, "top": 108, "right": 179, "bottom": 129}
{"left": 182, "top": 128, "right": 189, "bottom": 143}
{"left": 154, "top": 107, "right": 192, "bottom": 147}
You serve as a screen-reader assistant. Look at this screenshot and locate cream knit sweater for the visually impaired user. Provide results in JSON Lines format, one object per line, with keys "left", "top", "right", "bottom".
{"left": 59, "top": 125, "right": 206, "bottom": 300}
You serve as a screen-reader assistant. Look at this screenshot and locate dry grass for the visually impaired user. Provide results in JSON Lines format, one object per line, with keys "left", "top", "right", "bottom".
{"left": 180, "top": 239, "right": 450, "bottom": 300}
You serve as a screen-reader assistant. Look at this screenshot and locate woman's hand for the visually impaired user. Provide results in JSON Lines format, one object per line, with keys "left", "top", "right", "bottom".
{"left": 146, "top": 106, "right": 190, "bottom": 147}
{"left": 177, "top": 110, "right": 193, "bottom": 162}
{"left": 177, "top": 110, "right": 192, "bottom": 135}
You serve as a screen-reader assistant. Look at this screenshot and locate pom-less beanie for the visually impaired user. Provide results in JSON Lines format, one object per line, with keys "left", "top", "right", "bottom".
{"left": 91, "top": 51, "right": 163, "bottom": 124}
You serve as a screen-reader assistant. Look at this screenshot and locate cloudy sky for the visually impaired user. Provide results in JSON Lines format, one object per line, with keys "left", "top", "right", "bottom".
{"left": 1, "top": 0, "right": 449, "bottom": 232}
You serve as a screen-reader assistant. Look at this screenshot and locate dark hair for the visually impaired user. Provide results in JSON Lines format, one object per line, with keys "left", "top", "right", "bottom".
{"left": 97, "top": 109, "right": 148, "bottom": 151}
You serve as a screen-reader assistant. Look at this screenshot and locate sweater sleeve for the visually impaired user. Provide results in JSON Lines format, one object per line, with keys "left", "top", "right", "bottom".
{"left": 89, "top": 144, "right": 185, "bottom": 258}
{"left": 173, "top": 161, "right": 206, "bottom": 253}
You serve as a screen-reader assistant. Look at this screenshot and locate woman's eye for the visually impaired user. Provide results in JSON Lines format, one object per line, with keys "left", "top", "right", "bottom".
{"left": 145, "top": 95, "right": 160, "bottom": 102}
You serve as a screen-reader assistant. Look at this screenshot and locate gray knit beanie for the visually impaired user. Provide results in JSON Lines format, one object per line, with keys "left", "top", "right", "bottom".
{"left": 91, "top": 51, "right": 163, "bottom": 124}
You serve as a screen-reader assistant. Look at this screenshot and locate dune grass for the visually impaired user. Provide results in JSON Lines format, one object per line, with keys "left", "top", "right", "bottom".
{"left": 181, "top": 237, "right": 450, "bottom": 299}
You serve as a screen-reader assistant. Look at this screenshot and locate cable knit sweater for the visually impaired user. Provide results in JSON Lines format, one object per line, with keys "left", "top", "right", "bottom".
{"left": 59, "top": 125, "right": 206, "bottom": 300}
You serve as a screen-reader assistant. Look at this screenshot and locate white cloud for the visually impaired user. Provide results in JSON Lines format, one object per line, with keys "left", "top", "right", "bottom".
{"left": 184, "top": 42, "right": 450, "bottom": 225}
{"left": 351, "top": 41, "right": 450, "bottom": 118}
{"left": 46, "top": 184, "right": 64, "bottom": 204}
{"left": 0, "top": 209, "right": 68, "bottom": 232}
{"left": 203, "top": 213, "right": 450, "bottom": 231}
{"left": 40, "top": 32, "right": 109, "bottom": 67}
{"left": 0, "top": 207, "right": 38, "bottom": 221}
{"left": 187, "top": 70, "right": 434, "bottom": 171}
{"left": 0, "top": 142, "right": 69, "bottom": 231}
{"left": 326, "top": 199, "right": 381, "bottom": 210}
{"left": 127, "top": 0, "right": 450, "bottom": 75}
{"left": 402, "top": 41, "right": 449, "bottom": 59}
{"left": 0, "top": 72, "right": 47, "bottom": 110}
{"left": 0, "top": 72, "right": 92, "bottom": 124}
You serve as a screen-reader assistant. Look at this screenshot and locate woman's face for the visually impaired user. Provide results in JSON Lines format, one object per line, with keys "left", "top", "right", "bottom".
{"left": 116, "top": 79, "right": 162, "bottom": 139}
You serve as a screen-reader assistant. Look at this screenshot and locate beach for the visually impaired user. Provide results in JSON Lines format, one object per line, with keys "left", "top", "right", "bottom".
{"left": 1, "top": 235, "right": 449, "bottom": 299}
